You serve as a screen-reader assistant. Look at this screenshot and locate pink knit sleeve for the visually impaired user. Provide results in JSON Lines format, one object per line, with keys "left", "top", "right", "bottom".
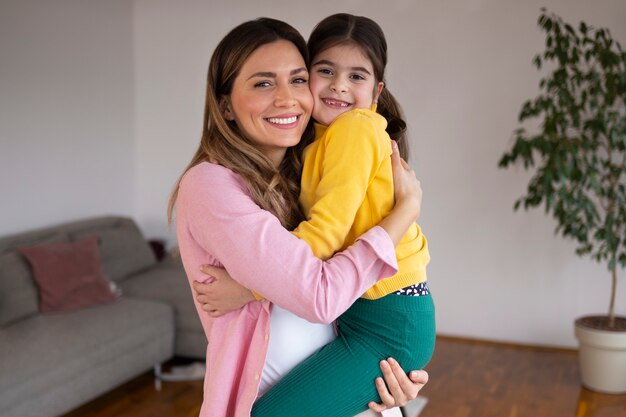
{"left": 177, "top": 163, "right": 398, "bottom": 324}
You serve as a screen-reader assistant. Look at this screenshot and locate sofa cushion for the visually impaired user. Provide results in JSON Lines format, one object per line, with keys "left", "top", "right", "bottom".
{"left": 19, "top": 236, "right": 116, "bottom": 313}
{"left": 73, "top": 228, "right": 156, "bottom": 281}
{"left": 0, "top": 252, "right": 39, "bottom": 327}
{"left": 120, "top": 257, "right": 197, "bottom": 330}
{"left": 0, "top": 297, "right": 174, "bottom": 417}
{"left": 120, "top": 256, "right": 205, "bottom": 357}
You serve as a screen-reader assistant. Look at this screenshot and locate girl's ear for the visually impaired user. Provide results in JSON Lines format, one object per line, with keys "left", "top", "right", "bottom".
{"left": 373, "top": 81, "right": 385, "bottom": 104}
{"left": 219, "top": 96, "right": 234, "bottom": 121}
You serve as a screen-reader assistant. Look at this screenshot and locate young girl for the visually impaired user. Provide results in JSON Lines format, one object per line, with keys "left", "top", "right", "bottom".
{"left": 198, "top": 13, "right": 435, "bottom": 417}
{"left": 254, "top": 14, "right": 435, "bottom": 417}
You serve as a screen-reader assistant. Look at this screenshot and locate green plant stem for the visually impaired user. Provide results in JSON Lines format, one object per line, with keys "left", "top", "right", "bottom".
{"left": 609, "top": 264, "right": 617, "bottom": 328}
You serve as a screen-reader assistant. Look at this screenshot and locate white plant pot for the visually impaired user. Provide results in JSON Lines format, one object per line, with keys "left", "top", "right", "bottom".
{"left": 574, "top": 319, "right": 626, "bottom": 394}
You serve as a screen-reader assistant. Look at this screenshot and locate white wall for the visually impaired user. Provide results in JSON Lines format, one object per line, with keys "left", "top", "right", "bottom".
{"left": 0, "top": 0, "right": 135, "bottom": 236}
{"left": 1, "top": 0, "right": 624, "bottom": 348}
{"left": 133, "top": 0, "right": 626, "bottom": 348}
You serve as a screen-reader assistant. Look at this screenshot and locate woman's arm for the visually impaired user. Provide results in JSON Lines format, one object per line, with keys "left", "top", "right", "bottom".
{"left": 188, "top": 144, "right": 421, "bottom": 317}
{"left": 177, "top": 163, "right": 400, "bottom": 324}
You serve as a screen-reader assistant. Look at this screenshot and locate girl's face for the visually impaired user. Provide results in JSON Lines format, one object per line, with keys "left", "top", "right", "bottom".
{"left": 309, "top": 43, "right": 384, "bottom": 126}
{"left": 223, "top": 40, "right": 313, "bottom": 167}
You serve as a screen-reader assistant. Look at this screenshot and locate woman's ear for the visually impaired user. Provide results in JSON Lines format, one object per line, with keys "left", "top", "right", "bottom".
{"left": 373, "top": 81, "right": 385, "bottom": 104}
{"left": 219, "top": 96, "right": 234, "bottom": 121}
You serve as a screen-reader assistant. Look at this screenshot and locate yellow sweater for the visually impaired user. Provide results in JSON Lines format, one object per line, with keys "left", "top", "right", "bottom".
{"left": 292, "top": 109, "right": 429, "bottom": 299}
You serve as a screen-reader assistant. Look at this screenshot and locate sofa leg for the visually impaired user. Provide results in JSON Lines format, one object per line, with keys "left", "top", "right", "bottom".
{"left": 154, "top": 363, "right": 162, "bottom": 391}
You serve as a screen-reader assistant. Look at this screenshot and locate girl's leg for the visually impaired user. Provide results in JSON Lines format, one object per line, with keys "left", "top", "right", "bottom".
{"left": 252, "top": 294, "right": 435, "bottom": 417}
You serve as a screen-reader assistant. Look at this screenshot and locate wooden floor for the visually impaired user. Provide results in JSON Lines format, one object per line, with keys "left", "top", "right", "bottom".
{"left": 419, "top": 337, "right": 625, "bottom": 417}
{"left": 62, "top": 336, "right": 626, "bottom": 417}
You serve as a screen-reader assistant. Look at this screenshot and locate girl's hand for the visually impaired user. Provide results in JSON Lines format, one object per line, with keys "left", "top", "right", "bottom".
{"left": 390, "top": 140, "right": 421, "bottom": 221}
{"left": 368, "top": 358, "right": 428, "bottom": 412}
{"left": 379, "top": 141, "right": 423, "bottom": 246}
{"left": 192, "top": 264, "right": 256, "bottom": 317}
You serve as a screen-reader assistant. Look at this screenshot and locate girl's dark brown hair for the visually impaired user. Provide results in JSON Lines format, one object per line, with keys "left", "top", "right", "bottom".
{"left": 168, "top": 18, "right": 314, "bottom": 229}
{"left": 307, "top": 13, "right": 409, "bottom": 160}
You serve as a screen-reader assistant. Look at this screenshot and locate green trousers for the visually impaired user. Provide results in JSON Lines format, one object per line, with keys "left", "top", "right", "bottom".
{"left": 251, "top": 293, "right": 436, "bottom": 417}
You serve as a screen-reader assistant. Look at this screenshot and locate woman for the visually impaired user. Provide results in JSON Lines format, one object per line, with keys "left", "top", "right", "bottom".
{"left": 168, "top": 17, "right": 425, "bottom": 417}
{"left": 202, "top": 14, "right": 435, "bottom": 417}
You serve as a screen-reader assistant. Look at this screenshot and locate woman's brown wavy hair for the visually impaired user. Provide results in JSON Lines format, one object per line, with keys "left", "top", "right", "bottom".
{"left": 168, "top": 18, "right": 314, "bottom": 230}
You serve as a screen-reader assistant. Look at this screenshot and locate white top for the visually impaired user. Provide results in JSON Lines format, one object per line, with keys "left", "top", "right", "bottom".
{"left": 259, "top": 304, "right": 336, "bottom": 396}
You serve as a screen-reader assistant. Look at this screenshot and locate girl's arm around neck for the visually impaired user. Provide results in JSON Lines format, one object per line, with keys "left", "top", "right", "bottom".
{"left": 293, "top": 111, "right": 387, "bottom": 259}
{"left": 378, "top": 141, "right": 422, "bottom": 246}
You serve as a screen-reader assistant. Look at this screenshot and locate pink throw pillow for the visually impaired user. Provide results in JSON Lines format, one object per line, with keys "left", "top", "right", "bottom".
{"left": 19, "top": 236, "right": 116, "bottom": 313}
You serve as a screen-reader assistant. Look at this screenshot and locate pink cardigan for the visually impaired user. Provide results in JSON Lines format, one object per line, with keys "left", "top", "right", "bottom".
{"left": 176, "top": 162, "right": 399, "bottom": 417}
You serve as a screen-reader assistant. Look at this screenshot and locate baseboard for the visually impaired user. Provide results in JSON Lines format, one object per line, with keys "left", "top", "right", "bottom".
{"left": 435, "top": 334, "right": 577, "bottom": 353}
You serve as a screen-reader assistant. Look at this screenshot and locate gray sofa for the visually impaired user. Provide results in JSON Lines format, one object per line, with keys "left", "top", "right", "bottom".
{"left": 0, "top": 216, "right": 205, "bottom": 417}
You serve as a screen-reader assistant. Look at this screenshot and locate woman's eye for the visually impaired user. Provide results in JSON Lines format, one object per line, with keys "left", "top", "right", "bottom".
{"left": 254, "top": 81, "right": 272, "bottom": 88}
{"left": 293, "top": 77, "right": 308, "bottom": 84}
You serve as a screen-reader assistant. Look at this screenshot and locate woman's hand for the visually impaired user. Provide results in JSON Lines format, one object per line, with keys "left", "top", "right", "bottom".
{"left": 192, "top": 264, "right": 256, "bottom": 317}
{"left": 368, "top": 358, "right": 428, "bottom": 412}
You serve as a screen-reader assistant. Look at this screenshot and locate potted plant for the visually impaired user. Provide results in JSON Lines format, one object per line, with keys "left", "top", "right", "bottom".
{"left": 498, "top": 9, "right": 626, "bottom": 393}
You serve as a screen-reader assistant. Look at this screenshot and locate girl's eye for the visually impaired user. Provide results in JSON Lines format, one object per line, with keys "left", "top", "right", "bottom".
{"left": 350, "top": 74, "right": 366, "bottom": 81}
{"left": 317, "top": 68, "right": 333, "bottom": 76}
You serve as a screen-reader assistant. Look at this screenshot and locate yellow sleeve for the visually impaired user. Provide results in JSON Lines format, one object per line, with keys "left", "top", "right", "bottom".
{"left": 293, "top": 111, "right": 389, "bottom": 260}
{"left": 251, "top": 291, "right": 265, "bottom": 301}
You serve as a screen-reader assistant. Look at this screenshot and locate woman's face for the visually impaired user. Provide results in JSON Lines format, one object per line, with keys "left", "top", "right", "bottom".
{"left": 224, "top": 40, "right": 313, "bottom": 167}
{"left": 309, "top": 43, "right": 384, "bottom": 126}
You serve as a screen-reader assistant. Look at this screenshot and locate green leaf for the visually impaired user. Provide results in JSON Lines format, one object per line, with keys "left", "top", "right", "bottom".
{"left": 608, "top": 257, "right": 616, "bottom": 271}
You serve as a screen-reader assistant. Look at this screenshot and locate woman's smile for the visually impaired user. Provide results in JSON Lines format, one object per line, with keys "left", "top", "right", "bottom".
{"left": 265, "top": 113, "right": 302, "bottom": 127}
